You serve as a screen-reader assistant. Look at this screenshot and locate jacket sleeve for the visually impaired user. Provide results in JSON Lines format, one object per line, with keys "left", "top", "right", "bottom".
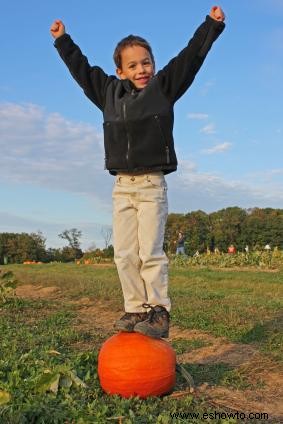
{"left": 157, "top": 16, "right": 225, "bottom": 104}
{"left": 54, "top": 34, "right": 115, "bottom": 111}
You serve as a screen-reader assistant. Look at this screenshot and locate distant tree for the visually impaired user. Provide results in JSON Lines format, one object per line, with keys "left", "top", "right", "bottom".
{"left": 103, "top": 244, "right": 114, "bottom": 258}
{"left": 46, "top": 248, "right": 62, "bottom": 262}
{"left": 0, "top": 232, "right": 47, "bottom": 263}
{"left": 60, "top": 246, "right": 80, "bottom": 262}
{"left": 184, "top": 210, "right": 210, "bottom": 254}
{"left": 101, "top": 227, "right": 112, "bottom": 249}
{"left": 30, "top": 231, "right": 47, "bottom": 261}
{"left": 58, "top": 228, "right": 83, "bottom": 260}
{"left": 209, "top": 207, "right": 247, "bottom": 251}
{"left": 241, "top": 208, "right": 283, "bottom": 250}
{"left": 58, "top": 228, "right": 82, "bottom": 249}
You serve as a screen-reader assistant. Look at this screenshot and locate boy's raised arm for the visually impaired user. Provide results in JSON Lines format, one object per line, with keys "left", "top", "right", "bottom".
{"left": 158, "top": 6, "right": 225, "bottom": 104}
{"left": 50, "top": 20, "right": 114, "bottom": 111}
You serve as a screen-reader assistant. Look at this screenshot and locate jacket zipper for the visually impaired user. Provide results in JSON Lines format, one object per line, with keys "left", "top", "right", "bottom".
{"left": 154, "top": 115, "right": 170, "bottom": 164}
{"left": 123, "top": 102, "right": 131, "bottom": 168}
{"left": 104, "top": 122, "right": 110, "bottom": 169}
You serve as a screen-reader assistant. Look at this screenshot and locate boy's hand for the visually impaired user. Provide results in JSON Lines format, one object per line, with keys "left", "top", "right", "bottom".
{"left": 50, "top": 20, "right": 66, "bottom": 39}
{"left": 209, "top": 6, "right": 225, "bottom": 22}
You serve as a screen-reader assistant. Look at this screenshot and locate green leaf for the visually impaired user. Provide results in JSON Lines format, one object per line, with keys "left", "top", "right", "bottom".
{"left": 1, "top": 271, "right": 14, "bottom": 281}
{"left": 0, "top": 390, "right": 11, "bottom": 405}
{"left": 36, "top": 371, "right": 61, "bottom": 395}
{"left": 4, "top": 281, "right": 17, "bottom": 289}
{"left": 59, "top": 375, "right": 73, "bottom": 389}
{"left": 68, "top": 370, "right": 87, "bottom": 388}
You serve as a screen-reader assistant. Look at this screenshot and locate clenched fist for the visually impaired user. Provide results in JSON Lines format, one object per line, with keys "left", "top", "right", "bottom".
{"left": 210, "top": 6, "right": 225, "bottom": 22}
{"left": 50, "top": 20, "right": 66, "bottom": 39}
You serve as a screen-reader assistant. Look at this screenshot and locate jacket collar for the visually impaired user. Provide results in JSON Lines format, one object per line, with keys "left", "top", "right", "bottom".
{"left": 121, "top": 79, "right": 139, "bottom": 93}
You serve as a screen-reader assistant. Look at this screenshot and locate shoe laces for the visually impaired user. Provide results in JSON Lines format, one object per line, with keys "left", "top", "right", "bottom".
{"left": 142, "top": 303, "right": 167, "bottom": 323}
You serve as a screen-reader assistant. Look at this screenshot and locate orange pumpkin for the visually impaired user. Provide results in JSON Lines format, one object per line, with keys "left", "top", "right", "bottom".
{"left": 98, "top": 332, "right": 176, "bottom": 398}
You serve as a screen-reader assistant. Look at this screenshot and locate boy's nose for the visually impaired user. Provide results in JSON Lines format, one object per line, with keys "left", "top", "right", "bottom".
{"left": 137, "top": 63, "right": 146, "bottom": 73}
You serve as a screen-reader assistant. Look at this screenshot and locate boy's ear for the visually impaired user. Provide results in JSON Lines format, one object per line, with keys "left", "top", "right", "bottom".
{"left": 116, "top": 67, "right": 126, "bottom": 80}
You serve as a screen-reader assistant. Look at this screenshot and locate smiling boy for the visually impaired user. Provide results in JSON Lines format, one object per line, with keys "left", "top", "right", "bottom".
{"left": 50, "top": 6, "right": 225, "bottom": 338}
{"left": 115, "top": 40, "right": 155, "bottom": 89}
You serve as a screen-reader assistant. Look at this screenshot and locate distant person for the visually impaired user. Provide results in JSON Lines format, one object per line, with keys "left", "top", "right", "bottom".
{"left": 228, "top": 244, "right": 236, "bottom": 254}
{"left": 50, "top": 7, "right": 225, "bottom": 339}
{"left": 264, "top": 244, "right": 271, "bottom": 251}
{"left": 244, "top": 245, "right": 249, "bottom": 253}
{"left": 175, "top": 232, "right": 186, "bottom": 255}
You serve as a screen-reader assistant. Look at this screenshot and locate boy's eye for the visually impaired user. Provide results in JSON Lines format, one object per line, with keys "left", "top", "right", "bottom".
{"left": 129, "top": 64, "right": 136, "bottom": 69}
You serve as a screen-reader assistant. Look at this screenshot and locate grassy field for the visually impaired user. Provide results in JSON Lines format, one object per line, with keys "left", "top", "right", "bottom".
{"left": 0, "top": 263, "right": 282, "bottom": 423}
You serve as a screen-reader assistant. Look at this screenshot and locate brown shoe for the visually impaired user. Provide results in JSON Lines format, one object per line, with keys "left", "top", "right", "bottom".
{"left": 134, "top": 304, "right": 170, "bottom": 338}
{"left": 114, "top": 312, "right": 148, "bottom": 332}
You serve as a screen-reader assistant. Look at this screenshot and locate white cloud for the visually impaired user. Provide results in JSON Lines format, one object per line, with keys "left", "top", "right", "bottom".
{"left": 200, "top": 80, "right": 215, "bottom": 96}
{"left": 187, "top": 113, "right": 209, "bottom": 120}
{"left": 200, "top": 123, "right": 216, "bottom": 134}
{"left": 247, "top": 168, "right": 283, "bottom": 184}
{"left": 0, "top": 102, "right": 113, "bottom": 205}
{"left": 166, "top": 160, "right": 283, "bottom": 213}
{"left": 202, "top": 142, "right": 232, "bottom": 155}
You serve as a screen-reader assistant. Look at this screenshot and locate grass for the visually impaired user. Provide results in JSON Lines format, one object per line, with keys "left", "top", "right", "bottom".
{"left": 0, "top": 297, "right": 216, "bottom": 423}
{"left": 170, "top": 268, "right": 283, "bottom": 360}
{"left": 4, "top": 263, "right": 283, "bottom": 360}
{"left": 0, "top": 263, "right": 282, "bottom": 423}
{"left": 171, "top": 338, "right": 211, "bottom": 355}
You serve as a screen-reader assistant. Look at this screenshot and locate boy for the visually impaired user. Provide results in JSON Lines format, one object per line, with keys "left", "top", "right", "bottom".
{"left": 50, "top": 6, "right": 225, "bottom": 338}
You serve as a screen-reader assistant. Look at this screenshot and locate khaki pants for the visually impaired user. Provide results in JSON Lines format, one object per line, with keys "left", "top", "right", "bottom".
{"left": 112, "top": 172, "right": 171, "bottom": 313}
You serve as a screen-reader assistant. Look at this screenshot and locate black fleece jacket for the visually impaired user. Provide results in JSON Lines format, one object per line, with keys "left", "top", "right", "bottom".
{"left": 54, "top": 16, "right": 225, "bottom": 175}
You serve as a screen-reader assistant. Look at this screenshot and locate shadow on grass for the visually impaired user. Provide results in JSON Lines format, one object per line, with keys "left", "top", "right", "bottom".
{"left": 176, "top": 362, "right": 233, "bottom": 389}
{"left": 176, "top": 361, "right": 258, "bottom": 391}
{"left": 239, "top": 313, "right": 283, "bottom": 361}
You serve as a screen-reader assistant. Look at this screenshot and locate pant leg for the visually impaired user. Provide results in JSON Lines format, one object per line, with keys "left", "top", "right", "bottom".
{"left": 112, "top": 175, "right": 147, "bottom": 312}
{"left": 176, "top": 246, "right": 185, "bottom": 255}
{"left": 137, "top": 173, "right": 171, "bottom": 312}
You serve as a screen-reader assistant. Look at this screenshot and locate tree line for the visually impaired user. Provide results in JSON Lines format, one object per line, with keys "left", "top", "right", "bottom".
{"left": 165, "top": 207, "right": 283, "bottom": 255}
{"left": 0, "top": 228, "right": 114, "bottom": 265}
{"left": 0, "top": 207, "right": 282, "bottom": 264}
{"left": 0, "top": 230, "right": 83, "bottom": 265}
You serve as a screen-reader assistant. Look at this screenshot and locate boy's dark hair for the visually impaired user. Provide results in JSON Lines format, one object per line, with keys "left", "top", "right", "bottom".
{"left": 113, "top": 35, "right": 155, "bottom": 69}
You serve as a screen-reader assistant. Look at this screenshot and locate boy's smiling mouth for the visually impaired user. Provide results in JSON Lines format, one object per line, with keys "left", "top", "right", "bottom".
{"left": 135, "top": 75, "right": 151, "bottom": 86}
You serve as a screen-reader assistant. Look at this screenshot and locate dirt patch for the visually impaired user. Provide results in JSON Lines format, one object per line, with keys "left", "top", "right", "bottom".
{"left": 15, "top": 286, "right": 283, "bottom": 420}
{"left": 16, "top": 284, "right": 61, "bottom": 299}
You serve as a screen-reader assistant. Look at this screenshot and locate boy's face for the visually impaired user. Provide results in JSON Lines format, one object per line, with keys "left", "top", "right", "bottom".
{"left": 116, "top": 45, "right": 155, "bottom": 89}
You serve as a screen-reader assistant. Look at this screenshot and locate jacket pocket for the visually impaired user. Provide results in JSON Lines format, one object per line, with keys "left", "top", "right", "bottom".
{"left": 103, "top": 121, "right": 128, "bottom": 169}
{"left": 153, "top": 114, "right": 170, "bottom": 164}
{"left": 126, "top": 115, "right": 175, "bottom": 168}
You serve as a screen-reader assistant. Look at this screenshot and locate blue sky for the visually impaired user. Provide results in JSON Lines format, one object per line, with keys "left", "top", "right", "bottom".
{"left": 1, "top": 0, "right": 282, "bottom": 249}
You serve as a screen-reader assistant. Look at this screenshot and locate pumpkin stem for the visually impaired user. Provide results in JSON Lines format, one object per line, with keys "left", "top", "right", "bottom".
{"left": 176, "top": 364, "right": 195, "bottom": 392}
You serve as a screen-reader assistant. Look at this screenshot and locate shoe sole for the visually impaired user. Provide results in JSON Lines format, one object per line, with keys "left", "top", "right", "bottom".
{"left": 134, "top": 326, "right": 169, "bottom": 339}
{"left": 113, "top": 323, "right": 135, "bottom": 332}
